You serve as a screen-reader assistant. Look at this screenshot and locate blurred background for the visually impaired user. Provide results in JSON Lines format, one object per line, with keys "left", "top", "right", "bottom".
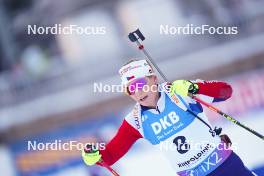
{"left": 0, "top": 0, "right": 264, "bottom": 175}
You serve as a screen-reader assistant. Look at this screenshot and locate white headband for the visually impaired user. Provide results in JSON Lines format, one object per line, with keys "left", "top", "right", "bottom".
{"left": 119, "top": 59, "right": 155, "bottom": 85}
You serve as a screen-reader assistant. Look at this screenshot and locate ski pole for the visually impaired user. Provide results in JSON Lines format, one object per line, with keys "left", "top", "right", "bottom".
{"left": 99, "top": 160, "right": 120, "bottom": 176}
{"left": 190, "top": 94, "right": 264, "bottom": 140}
{"left": 84, "top": 145, "right": 121, "bottom": 176}
{"left": 128, "top": 28, "right": 264, "bottom": 141}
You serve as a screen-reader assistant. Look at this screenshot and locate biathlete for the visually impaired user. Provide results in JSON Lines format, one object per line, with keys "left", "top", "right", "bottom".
{"left": 82, "top": 59, "right": 256, "bottom": 176}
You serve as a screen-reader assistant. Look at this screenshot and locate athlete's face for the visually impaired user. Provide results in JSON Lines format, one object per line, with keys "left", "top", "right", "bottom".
{"left": 127, "top": 76, "right": 159, "bottom": 107}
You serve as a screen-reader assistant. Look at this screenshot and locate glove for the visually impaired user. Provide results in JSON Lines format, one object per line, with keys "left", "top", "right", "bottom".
{"left": 82, "top": 145, "right": 102, "bottom": 166}
{"left": 170, "top": 80, "right": 199, "bottom": 97}
{"left": 220, "top": 134, "right": 232, "bottom": 148}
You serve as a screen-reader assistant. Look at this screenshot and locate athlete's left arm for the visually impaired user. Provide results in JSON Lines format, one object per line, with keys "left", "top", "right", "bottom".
{"left": 195, "top": 80, "right": 233, "bottom": 102}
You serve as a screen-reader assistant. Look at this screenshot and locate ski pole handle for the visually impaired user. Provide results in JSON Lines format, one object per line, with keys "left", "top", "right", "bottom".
{"left": 128, "top": 29, "right": 169, "bottom": 82}
{"left": 190, "top": 94, "right": 264, "bottom": 140}
{"left": 128, "top": 28, "right": 264, "bottom": 141}
{"left": 128, "top": 29, "right": 145, "bottom": 42}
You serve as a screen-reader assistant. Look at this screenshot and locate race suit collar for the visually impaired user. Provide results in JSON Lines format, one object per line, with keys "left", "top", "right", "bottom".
{"left": 141, "top": 91, "right": 165, "bottom": 114}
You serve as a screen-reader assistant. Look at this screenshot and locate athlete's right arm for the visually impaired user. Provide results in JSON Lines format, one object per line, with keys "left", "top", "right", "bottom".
{"left": 82, "top": 118, "right": 143, "bottom": 166}
{"left": 99, "top": 119, "right": 142, "bottom": 165}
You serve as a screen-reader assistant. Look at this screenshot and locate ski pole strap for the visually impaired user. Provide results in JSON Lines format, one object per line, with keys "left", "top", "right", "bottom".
{"left": 186, "top": 109, "right": 222, "bottom": 137}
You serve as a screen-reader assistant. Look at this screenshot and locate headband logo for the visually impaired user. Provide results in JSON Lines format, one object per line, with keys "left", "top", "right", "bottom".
{"left": 127, "top": 75, "right": 135, "bottom": 81}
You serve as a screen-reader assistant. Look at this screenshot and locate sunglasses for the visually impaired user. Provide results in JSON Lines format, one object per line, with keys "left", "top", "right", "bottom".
{"left": 125, "top": 78, "right": 148, "bottom": 95}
